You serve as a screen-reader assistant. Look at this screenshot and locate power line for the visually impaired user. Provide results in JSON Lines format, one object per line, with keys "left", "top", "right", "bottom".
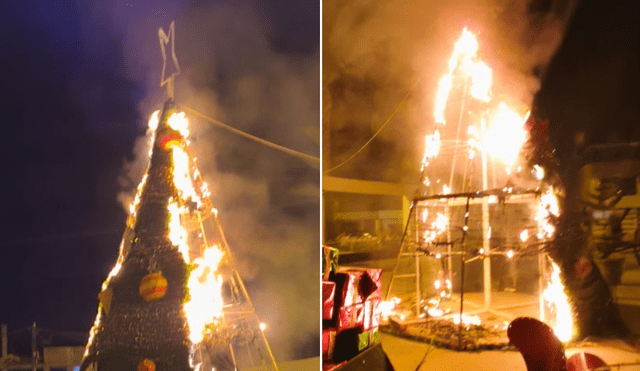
{"left": 323, "top": 83, "right": 416, "bottom": 174}
{"left": 180, "top": 105, "right": 320, "bottom": 166}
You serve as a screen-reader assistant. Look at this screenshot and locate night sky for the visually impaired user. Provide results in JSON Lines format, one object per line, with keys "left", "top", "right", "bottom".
{"left": 535, "top": 0, "right": 639, "bottom": 162}
{"left": 1, "top": 0, "right": 319, "bottom": 361}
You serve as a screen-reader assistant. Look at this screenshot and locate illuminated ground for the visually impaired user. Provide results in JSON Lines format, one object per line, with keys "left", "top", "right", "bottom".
{"left": 380, "top": 332, "right": 640, "bottom": 371}
{"left": 346, "top": 257, "right": 640, "bottom": 368}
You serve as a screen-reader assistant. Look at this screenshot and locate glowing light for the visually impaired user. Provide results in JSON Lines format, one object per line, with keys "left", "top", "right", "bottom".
{"left": 481, "top": 103, "right": 527, "bottom": 170}
{"left": 423, "top": 212, "right": 449, "bottom": 243}
{"left": 422, "top": 130, "right": 441, "bottom": 169}
{"left": 259, "top": 322, "right": 267, "bottom": 331}
{"left": 443, "top": 184, "right": 451, "bottom": 195}
{"left": 183, "top": 246, "right": 226, "bottom": 343}
{"left": 520, "top": 230, "right": 529, "bottom": 242}
{"left": 466, "top": 60, "right": 492, "bottom": 102}
{"left": 147, "top": 110, "right": 160, "bottom": 132}
{"left": 379, "top": 298, "right": 400, "bottom": 321}
{"left": 543, "top": 261, "right": 574, "bottom": 342}
{"left": 428, "top": 308, "right": 444, "bottom": 317}
{"left": 533, "top": 165, "right": 544, "bottom": 180}
{"left": 168, "top": 111, "right": 190, "bottom": 138}
{"left": 453, "top": 314, "right": 481, "bottom": 326}
{"left": 536, "top": 187, "right": 559, "bottom": 239}
{"left": 172, "top": 146, "right": 202, "bottom": 206}
{"left": 168, "top": 200, "right": 191, "bottom": 263}
{"left": 506, "top": 250, "right": 514, "bottom": 259}
{"left": 422, "top": 209, "right": 428, "bottom": 223}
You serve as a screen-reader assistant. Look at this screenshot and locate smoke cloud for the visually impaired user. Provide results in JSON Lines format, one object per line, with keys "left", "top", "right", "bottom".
{"left": 323, "top": 0, "right": 577, "bottom": 182}
{"left": 92, "top": 0, "right": 319, "bottom": 362}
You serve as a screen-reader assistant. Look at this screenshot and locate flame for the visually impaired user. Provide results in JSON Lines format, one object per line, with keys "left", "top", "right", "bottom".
{"left": 536, "top": 186, "right": 559, "bottom": 239}
{"left": 424, "top": 28, "right": 493, "bottom": 172}
{"left": 434, "top": 28, "right": 489, "bottom": 125}
{"left": 423, "top": 212, "right": 449, "bottom": 243}
{"left": 183, "top": 246, "right": 226, "bottom": 343}
{"left": 543, "top": 261, "right": 574, "bottom": 342}
{"left": 480, "top": 103, "right": 528, "bottom": 170}
{"left": 172, "top": 146, "right": 202, "bottom": 206}
{"left": 147, "top": 110, "right": 160, "bottom": 132}
{"left": 168, "top": 111, "right": 190, "bottom": 138}
{"left": 533, "top": 164, "right": 545, "bottom": 180}
{"left": 86, "top": 110, "right": 161, "bottom": 356}
{"left": 379, "top": 297, "right": 401, "bottom": 321}
{"left": 453, "top": 314, "right": 481, "bottom": 326}
{"left": 422, "top": 129, "right": 441, "bottom": 170}
{"left": 163, "top": 111, "right": 227, "bottom": 350}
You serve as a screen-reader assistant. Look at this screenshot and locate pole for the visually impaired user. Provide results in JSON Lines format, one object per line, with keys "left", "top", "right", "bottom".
{"left": 458, "top": 195, "right": 472, "bottom": 349}
{"left": 481, "top": 118, "right": 491, "bottom": 310}
{"left": 539, "top": 252, "right": 547, "bottom": 322}
{"left": 415, "top": 204, "right": 421, "bottom": 318}
{"left": 2, "top": 324, "right": 7, "bottom": 371}
{"left": 31, "top": 322, "right": 36, "bottom": 371}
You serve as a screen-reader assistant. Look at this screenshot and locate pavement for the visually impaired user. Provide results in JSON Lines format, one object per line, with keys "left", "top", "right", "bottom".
{"left": 379, "top": 332, "right": 640, "bottom": 371}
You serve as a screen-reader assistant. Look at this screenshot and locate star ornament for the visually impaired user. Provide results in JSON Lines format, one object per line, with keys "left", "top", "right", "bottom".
{"left": 158, "top": 21, "right": 181, "bottom": 90}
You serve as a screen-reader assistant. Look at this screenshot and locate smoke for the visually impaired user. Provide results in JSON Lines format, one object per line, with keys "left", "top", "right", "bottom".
{"left": 91, "top": 0, "right": 319, "bottom": 362}
{"left": 323, "top": 0, "right": 576, "bottom": 182}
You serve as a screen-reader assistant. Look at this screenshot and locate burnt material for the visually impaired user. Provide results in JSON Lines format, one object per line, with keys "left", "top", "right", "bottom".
{"left": 81, "top": 100, "right": 192, "bottom": 371}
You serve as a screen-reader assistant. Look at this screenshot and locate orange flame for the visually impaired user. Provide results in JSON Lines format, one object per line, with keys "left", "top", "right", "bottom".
{"left": 543, "top": 261, "right": 574, "bottom": 342}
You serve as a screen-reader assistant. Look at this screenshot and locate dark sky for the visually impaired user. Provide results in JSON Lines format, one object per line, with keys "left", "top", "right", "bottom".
{"left": 0, "top": 0, "right": 318, "bottom": 360}
{"left": 535, "top": 0, "right": 639, "bottom": 162}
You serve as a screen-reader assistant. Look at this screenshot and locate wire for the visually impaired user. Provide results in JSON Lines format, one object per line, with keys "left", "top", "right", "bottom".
{"left": 414, "top": 333, "right": 436, "bottom": 371}
{"left": 180, "top": 105, "right": 319, "bottom": 166}
{"left": 323, "top": 83, "right": 417, "bottom": 174}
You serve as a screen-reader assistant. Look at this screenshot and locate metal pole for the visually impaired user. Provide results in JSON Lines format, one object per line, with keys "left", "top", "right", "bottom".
{"left": 2, "top": 323, "right": 7, "bottom": 371}
{"left": 385, "top": 202, "right": 416, "bottom": 301}
{"left": 415, "top": 203, "right": 422, "bottom": 318}
{"left": 481, "top": 118, "right": 491, "bottom": 310}
{"left": 539, "top": 252, "right": 547, "bottom": 322}
{"left": 31, "top": 322, "right": 37, "bottom": 371}
{"left": 458, "top": 196, "right": 472, "bottom": 349}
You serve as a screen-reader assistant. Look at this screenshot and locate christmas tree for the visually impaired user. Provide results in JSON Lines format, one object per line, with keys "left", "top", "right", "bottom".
{"left": 81, "top": 100, "right": 277, "bottom": 371}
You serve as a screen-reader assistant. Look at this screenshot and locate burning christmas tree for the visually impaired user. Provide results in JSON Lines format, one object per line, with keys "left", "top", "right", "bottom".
{"left": 80, "top": 100, "right": 277, "bottom": 371}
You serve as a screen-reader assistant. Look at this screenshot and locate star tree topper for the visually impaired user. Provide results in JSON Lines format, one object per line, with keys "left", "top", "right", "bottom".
{"left": 159, "top": 21, "right": 181, "bottom": 100}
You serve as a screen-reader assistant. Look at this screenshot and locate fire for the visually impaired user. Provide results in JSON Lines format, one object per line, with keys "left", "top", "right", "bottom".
{"left": 480, "top": 103, "right": 529, "bottom": 171}
{"left": 424, "top": 27, "right": 529, "bottom": 184}
{"left": 423, "top": 212, "right": 449, "bottom": 243}
{"left": 167, "top": 111, "right": 190, "bottom": 138}
{"left": 453, "top": 314, "right": 481, "bottom": 326}
{"left": 536, "top": 186, "right": 559, "bottom": 239}
{"left": 172, "top": 146, "right": 202, "bottom": 206}
{"left": 379, "top": 297, "right": 401, "bottom": 321}
{"left": 434, "top": 28, "right": 490, "bottom": 125}
{"left": 162, "top": 112, "right": 227, "bottom": 348}
{"left": 543, "top": 261, "right": 574, "bottom": 342}
{"left": 167, "top": 200, "right": 191, "bottom": 263}
{"left": 183, "top": 246, "right": 226, "bottom": 343}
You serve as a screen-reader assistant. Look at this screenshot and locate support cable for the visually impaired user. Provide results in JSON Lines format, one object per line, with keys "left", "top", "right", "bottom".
{"left": 324, "top": 83, "right": 417, "bottom": 174}
{"left": 181, "top": 105, "right": 319, "bottom": 166}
